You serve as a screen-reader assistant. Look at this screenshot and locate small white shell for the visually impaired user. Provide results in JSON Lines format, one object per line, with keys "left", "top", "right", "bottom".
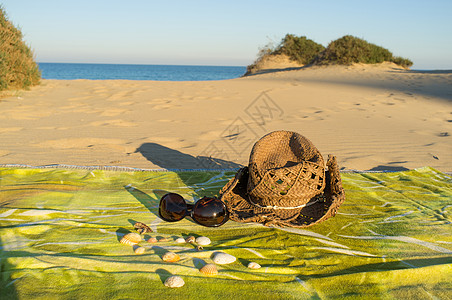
{"left": 212, "top": 252, "right": 236, "bottom": 264}
{"left": 176, "top": 237, "right": 186, "bottom": 243}
{"left": 164, "top": 275, "right": 185, "bottom": 288}
{"left": 134, "top": 246, "right": 145, "bottom": 255}
{"left": 195, "top": 236, "right": 211, "bottom": 246}
{"left": 120, "top": 233, "right": 141, "bottom": 246}
{"left": 247, "top": 262, "right": 261, "bottom": 269}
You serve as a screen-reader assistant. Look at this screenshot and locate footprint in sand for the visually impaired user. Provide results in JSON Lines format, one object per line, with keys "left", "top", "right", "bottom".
{"left": 294, "top": 107, "right": 331, "bottom": 120}
{"left": 150, "top": 100, "right": 180, "bottom": 110}
{"left": 99, "top": 108, "right": 129, "bottom": 117}
{"left": 198, "top": 130, "right": 223, "bottom": 141}
{"left": 107, "top": 90, "right": 140, "bottom": 101}
{"left": 118, "top": 101, "right": 136, "bottom": 106}
{"left": 67, "top": 96, "right": 93, "bottom": 101}
{"left": 0, "top": 150, "right": 11, "bottom": 157}
{"left": 32, "top": 138, "right": 126, "bottom": 150}
{"left": 146, "top": 137, "right": 198, "bottom": 150}
{"left": 89, "top": 119, "right": 137, "bottom": 127}
{"left": 429, "top": 111, "right": 452, "bottom": 124}
{"left": 157, "top": 119, "right": 183, "bottom": 123}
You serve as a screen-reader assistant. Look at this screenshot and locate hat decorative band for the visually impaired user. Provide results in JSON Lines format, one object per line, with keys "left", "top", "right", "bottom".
{"left": 247, "top": 196, "right": 322, "bottom": 210}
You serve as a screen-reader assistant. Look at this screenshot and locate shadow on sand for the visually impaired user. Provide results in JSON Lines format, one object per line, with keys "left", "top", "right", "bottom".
{"left": 242, "top": 66, "right": 306, "bottom": 76}
{"left": 135, "top": 142, "right": 242, "bottom": 170}
{"left": 243, "top": 65, "right": 452, "bottom": 103}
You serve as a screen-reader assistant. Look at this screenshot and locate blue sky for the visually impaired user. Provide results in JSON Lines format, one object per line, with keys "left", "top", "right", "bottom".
{"left": 2, "top": 0, "right": 451, "bottom": 69}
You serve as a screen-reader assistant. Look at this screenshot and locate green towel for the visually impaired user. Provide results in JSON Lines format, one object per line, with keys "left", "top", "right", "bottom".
{"left": 0, "top": 167, "right": 451, "bottom": 299}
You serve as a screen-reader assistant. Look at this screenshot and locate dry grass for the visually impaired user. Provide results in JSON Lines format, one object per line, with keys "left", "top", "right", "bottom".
{"left": 0, "top": 6, "right": 40, "bottom": 92}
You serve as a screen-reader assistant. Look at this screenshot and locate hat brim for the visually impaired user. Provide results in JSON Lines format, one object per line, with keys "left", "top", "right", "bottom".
{"left": 220, "top": 155, "right": 345, "bottom": 228}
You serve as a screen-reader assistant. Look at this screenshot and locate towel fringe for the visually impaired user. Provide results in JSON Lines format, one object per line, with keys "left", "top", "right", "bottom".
{"left": 0, "top": 164, "right": 450, "bottom": 175}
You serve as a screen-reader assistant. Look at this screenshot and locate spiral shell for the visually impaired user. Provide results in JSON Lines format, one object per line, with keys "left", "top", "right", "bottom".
{"left": 162, "top": 251, "right": 180, "bottom": 262}
{"left": 120, "top": 233, "right": 141, "bottom": 246}
{"left": 185, "top": 236, "right": 195, "bottom": 243}
{"left": 133, "top": 222, "right": 152, "bottom": 234}
{"left": 134, "top": 246, "right": 145, "bottom": 255}
{"left": 164, "top": 275, "right": 185, "bottom": 288}
{"left": 199, "top": 263, "right": 218, "bottom": 276}
{"left": 195, "top": 236, "right": 211, "bottom": 246}
{"left": 247, "top": 262, "right": 261, "bottom": 269}
{"left": 212, "top": 252, "right": 236, "bottom": 264}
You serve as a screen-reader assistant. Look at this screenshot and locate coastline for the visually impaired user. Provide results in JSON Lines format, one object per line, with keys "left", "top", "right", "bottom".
{"left": 37, "top": 62, "right": 247, "bottom": 81}
{"left": 1, "top": 64, "right": 451, "bottom": 172}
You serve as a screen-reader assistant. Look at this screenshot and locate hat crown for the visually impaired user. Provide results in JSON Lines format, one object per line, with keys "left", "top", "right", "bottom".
{"left": 247, "top": 131, "right": 325, "bottom": 208}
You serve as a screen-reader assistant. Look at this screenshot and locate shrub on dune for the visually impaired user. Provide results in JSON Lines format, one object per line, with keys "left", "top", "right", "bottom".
{"left": 245, "top": 34, "right": 324, "bottom": 75}
{"left": 274, "top": 34, "right": 325, "bottom": 65}
{"left": 0, "top": 6, "right": 40, "bottom": 92}
{"left": 314, "top": 35, "right": 413, "bottom": 67}
{"left": 246, "top": 34, "right": 413, "bottom": 75}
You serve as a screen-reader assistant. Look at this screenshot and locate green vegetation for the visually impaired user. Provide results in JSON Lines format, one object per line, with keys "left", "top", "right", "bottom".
{"left": 390, "top": 56, "right": 414, "bottom": 68}
{"left": 274, "top": 34, "right": 325, "bottom": 65}
{"left": 0, "top": 6, "right": 40, "bottom": 92}
{"left": 316, "top": 35, "right": 413, "bottom": 68}
{"left": 247, "top": 34, "right": 413, "bottom": 74}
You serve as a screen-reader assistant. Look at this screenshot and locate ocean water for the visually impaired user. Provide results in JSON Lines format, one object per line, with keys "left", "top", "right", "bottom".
{"left": 38, "top": 63, "right": 246, "bottom": 81}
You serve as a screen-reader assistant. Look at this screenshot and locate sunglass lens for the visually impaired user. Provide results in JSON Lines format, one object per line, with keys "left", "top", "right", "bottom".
{"left": 192, "top": 197, "right": 228, "bottom": 227}
{"left": 159, "top": 193, "right": 187, "bottom": 222}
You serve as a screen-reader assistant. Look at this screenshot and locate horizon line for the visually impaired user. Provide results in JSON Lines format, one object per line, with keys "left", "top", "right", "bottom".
{"left": 37, "top": 61, "right": 248, "bottom": 68}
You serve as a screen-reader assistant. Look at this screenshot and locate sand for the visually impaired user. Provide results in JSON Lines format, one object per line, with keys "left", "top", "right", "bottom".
{"left": 245, "top": 53, "right": 304, "bottom": 75}
{"left": 0, "top": 63, "right": 451, "bottom": 172}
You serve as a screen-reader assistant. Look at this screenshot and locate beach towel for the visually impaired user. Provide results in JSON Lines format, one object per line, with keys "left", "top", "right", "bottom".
{"left": 0, "top": 166, "right": 451, "bottom": 299}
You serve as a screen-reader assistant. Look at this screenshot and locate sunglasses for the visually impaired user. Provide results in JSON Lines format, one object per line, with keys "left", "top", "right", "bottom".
{"left": 158, "top": 193, "right": 229, "bottom": 227}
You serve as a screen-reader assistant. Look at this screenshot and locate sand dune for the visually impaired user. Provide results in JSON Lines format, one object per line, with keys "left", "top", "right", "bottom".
{"left": 0, "top": 63, "right": 451, "bottom": 171}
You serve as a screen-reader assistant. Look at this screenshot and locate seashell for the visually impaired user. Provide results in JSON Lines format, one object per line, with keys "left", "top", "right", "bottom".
{"left": 158, "top": 237, "right": 170, "bottom": 242}
{"left": 195, "top": 236, "right": 211, "bottom": 246}
{"left": 247, "top": 262, "right": 261, "bottom": 269}
{"left": 185, "top": 236, "right": 195, "bottom": 244}
{"left": 147, "top": 237, "right": 158, "bottom": 243}
{"left": 134, "top": 246, "right": 145, "bottom": 255}
{"left": 164, "top": 275, "right": 185, "bottom": 288}
{"left": 120, "top": 233, "right": 141, "bottom": 246}
{"left": 176, "top": 237, "right": 186, "bottom": 243}
{"left": 196, "top": 245, "right": 203, "bottom": 251}
{"left": 199, "top": 263, "right": 218, "bottom": 276}
{"left": 212, "top": 252, "right": 236, "bottom": 265}
{"left": 162, "top": 251, "right": 180, "bottom": 262}
{"left": 134, "top": 222, "right": 152, "bottom": 234}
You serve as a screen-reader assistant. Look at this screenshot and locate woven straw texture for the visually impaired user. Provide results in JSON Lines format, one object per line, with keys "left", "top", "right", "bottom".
{"left": 247, "top": 131, "right": 325, "bottom": 208}
{"left": 220, "top": 130, "right": 345, "bottom": 228}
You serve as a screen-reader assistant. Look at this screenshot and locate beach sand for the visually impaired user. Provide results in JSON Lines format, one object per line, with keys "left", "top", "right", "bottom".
{"left": 0, "top": 63, "right": 451, "bottom": 172}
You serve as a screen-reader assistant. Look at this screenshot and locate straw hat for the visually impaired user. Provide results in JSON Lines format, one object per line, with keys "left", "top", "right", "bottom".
{"left": 219, "top": 130, "right": 345, "bottom": 228}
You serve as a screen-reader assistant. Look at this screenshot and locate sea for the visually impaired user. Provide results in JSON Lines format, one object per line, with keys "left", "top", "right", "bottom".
{"left": 38, "top": 63, "right": 247, "bottom": 81}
